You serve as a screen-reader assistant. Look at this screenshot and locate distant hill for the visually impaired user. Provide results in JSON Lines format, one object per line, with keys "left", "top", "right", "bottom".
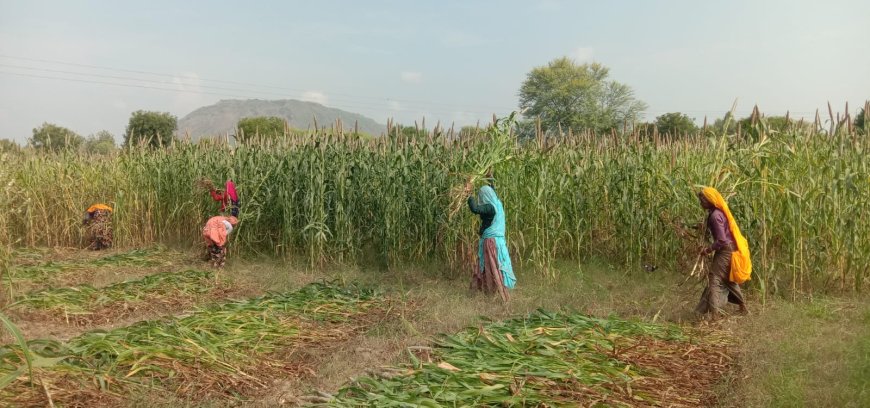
{"left": 177, "top": 99, "right": 386, "bottom": 139}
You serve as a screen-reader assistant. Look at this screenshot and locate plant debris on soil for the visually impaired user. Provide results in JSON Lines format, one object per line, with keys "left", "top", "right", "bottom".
{"left": 315, "top": 310, "right": 733, "bottom": 407}
{"left": 6, "top": 247, "right": 173, "bottom": 282}
{"left": 6, "top": 269, "right": 220, "bottom": 324}
{"left": 0, "top": 282, "right": 388, "bottom": 407}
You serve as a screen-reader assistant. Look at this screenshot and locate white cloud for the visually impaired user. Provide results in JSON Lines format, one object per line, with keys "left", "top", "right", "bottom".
{"left": 302, "top": 91, "right": 329, "bottom": 105}
{"left": 574, "top": 47, "right": 595, "bottom": 63}
{"left": 400, "top": 71, "right": 423, "bottom": 83}
{"left": 388, "top": 100, "right": 403, "bottom": 111}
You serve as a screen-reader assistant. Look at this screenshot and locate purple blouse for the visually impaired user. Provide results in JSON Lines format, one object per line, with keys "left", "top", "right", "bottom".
{"left": 707, "top": 209, "right": 736, "bottom": 251}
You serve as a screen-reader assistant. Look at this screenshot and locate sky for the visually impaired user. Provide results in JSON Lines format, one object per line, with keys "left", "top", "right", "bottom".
{"left": 0, "top": 0, "right": 868, "bottom": 143}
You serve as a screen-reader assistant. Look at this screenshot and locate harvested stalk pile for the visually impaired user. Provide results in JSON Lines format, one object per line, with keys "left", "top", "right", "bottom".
{"left": 320, "top": 311, "right": 733, "bottom": 407}
{"left": 8, "top": 247, "right": 169, "bottom": 282}
{"left": 7, "top": 269, "right": 217, "bottom": 319}
{"left": 0, "top": 282, "right": 386, "bottom": 407}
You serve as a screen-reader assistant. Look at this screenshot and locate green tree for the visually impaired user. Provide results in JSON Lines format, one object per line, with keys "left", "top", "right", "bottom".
{"left": 655, "top": 112, "right": 697, "bottom": 136}
{"left": 124, "top": 110, "right": 177, "bottom": 148}
{"left": 513, "top": 120, "right": 538, "bottom": 142}
{"left": 84, "top": 130, "right": 117, "bottom": 155}
{"left": 29, "top": 122, "right": 84, "bottom": 151}
{"left": 708, "top": 112, "right": 736, "bottom": 135}
{"left": 0, "top": 138, "right": 20, "bottom": 153}
{"left": 519, "top": 57, "right": 647, "bottom": 134}
{"left": 634, "top": 122, "right": 657, "bottom": 137}
{"left": 236, "top": 116, "right": 287, "bottom": 142}
{"left": 708, "top": 112, "right": 807, "bottom": 138}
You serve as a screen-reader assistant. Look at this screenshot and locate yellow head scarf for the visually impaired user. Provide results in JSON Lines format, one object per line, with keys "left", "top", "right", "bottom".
{"left": 701, "top": 187, "right": 752, "bottom": 284}
{"left": 86, "top": 203, "right": 113, "bottom": 213}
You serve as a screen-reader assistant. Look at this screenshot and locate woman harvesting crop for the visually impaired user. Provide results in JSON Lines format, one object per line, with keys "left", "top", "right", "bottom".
{"left": 199, "top": 178, "right": 240, "bottom": 217}
{"left": 202, "top": 215, "right": 238, "bottom": 268}
{"left": 695, "top": 187, "right": 750, "bottom": 318}
{"left": 466, "top": 183, "right": 516, "bottom": 301}
{"left": 83, "top": 203, "right": 113, "bottom": 250}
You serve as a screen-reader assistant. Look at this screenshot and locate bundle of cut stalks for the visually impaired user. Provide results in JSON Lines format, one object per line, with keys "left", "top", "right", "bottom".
{"left": 447, "top": 112, "right": 519, "bottom": 220}
{"left": 194, "top": 177, "right": 216, "bottom": 192}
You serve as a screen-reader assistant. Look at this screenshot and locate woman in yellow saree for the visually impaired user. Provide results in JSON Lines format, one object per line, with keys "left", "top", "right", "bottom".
{"left": 695, "top": 187, "right": 750, "bottom": 318}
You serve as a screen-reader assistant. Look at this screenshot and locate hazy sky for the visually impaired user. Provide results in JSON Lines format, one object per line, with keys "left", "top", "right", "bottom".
{"left": 1, "top": 0, "right": 868, "bottom": 143}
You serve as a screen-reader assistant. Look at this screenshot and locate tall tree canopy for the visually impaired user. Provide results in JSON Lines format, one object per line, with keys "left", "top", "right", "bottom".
{"left": 29, "top": 122, "right": 84, "bottom": 151}
{"left": 236, "top": 116, "right": 287, "bottom": 142}
{"left": 655, "top": 112, "right": 697, "bottom": 136}
{"left": 84, "top": 130, "right": 117, "bottom": 155}
{"left": 124, "top": 110, "right": 177, "bottom": 148}
{"left": 519, "top": 58, "right": 647, "bottom": 134}
{"left": 0, "top": 138, "right": 20, "bottom": 153}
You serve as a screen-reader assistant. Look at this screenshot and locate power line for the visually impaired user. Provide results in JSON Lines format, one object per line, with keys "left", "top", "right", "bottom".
{"left": 0, "top": 70, "right": 512, "bottom": 118}
{"left": 1, "top": 55, "right": 829, "bottom": 120}
{"left": 0, "top": 54, "right": 517, "bottom": 113}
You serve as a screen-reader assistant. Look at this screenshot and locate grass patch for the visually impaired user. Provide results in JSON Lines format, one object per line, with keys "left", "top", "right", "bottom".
{"left": 319, "top": 311, "right": 731, "bottom": 407}
{"left": 0, "top": 282, "right": 386, "bottom": 407}
{"left": 726, "top": 296, "right": 870, "bottom": 408}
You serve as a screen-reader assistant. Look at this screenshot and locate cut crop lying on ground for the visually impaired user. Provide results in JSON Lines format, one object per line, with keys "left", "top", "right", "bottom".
{"left": 6, "top": 269, "right": 221, "bottom": 324}
{"left": 7, "top": 247, "right": 172, "bottom": 282}
{"left": 8, "top": 247, "right": 51, "bottom": 266}
{"left": 0, "top": 282, "right": 388, "bottom": 407}
{"left": 318, "top": 311, "right": 733, "bottom": 407}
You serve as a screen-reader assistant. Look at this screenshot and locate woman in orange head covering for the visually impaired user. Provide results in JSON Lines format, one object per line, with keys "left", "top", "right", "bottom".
{"left": 202, "top": 215, "right": 238, "bottom": 268}
{"left": 83, "top": 203, "right": 113, "bottom": 250}
{"left": 695, "top": 187, "right": 750, "bottom": 318}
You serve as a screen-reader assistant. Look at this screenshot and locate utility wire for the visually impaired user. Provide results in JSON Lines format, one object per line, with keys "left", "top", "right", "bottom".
{"left": 0, "top": 54, "right": 516, "bottom": 113}
{"left": 0, "top": 70, "right": 512, "bottom": 118}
